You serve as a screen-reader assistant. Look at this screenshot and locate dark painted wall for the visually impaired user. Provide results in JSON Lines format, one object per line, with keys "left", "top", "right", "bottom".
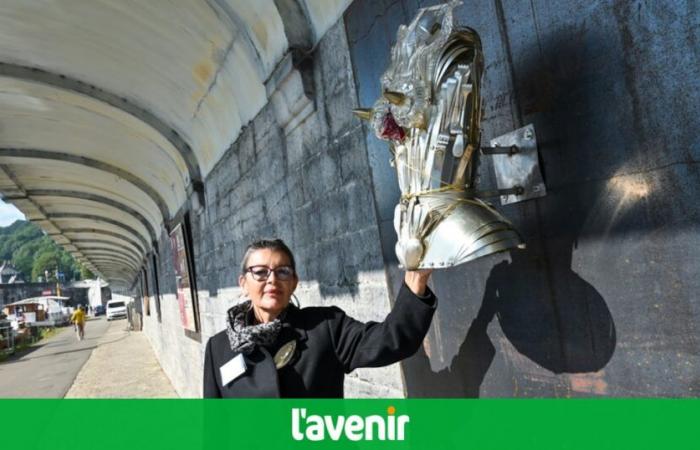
{"left": 345, "top": 0, "right": 700, "bottom": 396}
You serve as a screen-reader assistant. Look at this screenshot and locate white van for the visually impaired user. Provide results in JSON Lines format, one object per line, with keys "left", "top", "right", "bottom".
{"left": 106, "top": 300, "right": 127, "bottom": 321}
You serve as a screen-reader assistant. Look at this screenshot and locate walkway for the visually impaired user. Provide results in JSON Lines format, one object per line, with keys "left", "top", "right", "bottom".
{"left": 65, "top": 317, "right": 177, "bottom": 398}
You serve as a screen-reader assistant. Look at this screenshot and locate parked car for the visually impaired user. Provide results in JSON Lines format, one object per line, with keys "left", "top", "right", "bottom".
{"left": 93, "top": 305, "right": 105, "bottom": 316}
{"left": 106, "top": 300, "right": 127, "bottom": 321}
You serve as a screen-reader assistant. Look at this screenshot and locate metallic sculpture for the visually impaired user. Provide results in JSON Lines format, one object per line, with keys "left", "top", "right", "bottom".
{"left": 355, "top": 1, "right": 525, "bottom": 270}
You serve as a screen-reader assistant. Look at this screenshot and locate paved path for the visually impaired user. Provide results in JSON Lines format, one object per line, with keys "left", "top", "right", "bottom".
{"left": 65, "top": 317, "right": 177, "bottom": 398}
{"left": 0, "top": 317, "right": 110, "bottom": 397}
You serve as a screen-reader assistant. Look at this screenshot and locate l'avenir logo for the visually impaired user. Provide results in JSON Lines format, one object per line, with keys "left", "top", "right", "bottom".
{"left": 291, "top": 406, "right": 410, "bottom": 441}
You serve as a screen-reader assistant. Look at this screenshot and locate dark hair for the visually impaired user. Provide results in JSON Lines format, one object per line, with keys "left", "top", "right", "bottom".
{"left": 240, "top": 239, "right": 296, "bottom": 275}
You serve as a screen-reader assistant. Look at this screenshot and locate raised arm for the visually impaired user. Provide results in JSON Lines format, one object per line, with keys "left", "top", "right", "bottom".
{"left": 328, "top": 270, "right": 436, "bottom": 373}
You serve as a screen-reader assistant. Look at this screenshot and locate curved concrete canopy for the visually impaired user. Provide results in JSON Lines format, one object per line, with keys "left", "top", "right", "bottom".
{"left": 70, "top": 239, "right": 145, "bottom": 260}
{"left": 74, "top": 252, "right": 143, "bottom": 274}
{"left": 62, "top": 230, "right": 146, "bottom": 256}
{"left": 89, "top": 257, "right": 140, "bottom": 273}
{"left": 0, "top": 152, "right": 171, "bottom": 222}
{"left": 87, "top": 257, "right": 140, "bottom": 273}
{"left": 89, "top": 255, "right": 138, "bottom": 266}
{"left": 49, "top": 214, "right": 149, "bottom": 248}
{"left": 0, "top": 0, "right": 351, "bottom": 285}
{"left": 37, "top": 198, "right": 152, "bottom": 248}
{"left": 94, "top": 260, "right": 137, "bottom": 274}
{"left": 73, "top": 248, "right": 142, "bottom": 267}
{"left": 97, "top": 267, "right": 135, "bottom": 277}
{"left": 0, "top": 162, "right": 162, "bottom": 237}
{"left": 98, "top": 269, "right": 137, "bottom": 284}
{"left": 19, "top": 193, "right": 158, "bottom": 249}
{"left": 0, "top": 76, "right": 190, "bottom": 208}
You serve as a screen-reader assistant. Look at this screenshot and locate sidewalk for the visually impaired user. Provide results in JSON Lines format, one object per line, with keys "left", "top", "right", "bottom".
{"left": 65, "top": 318, "right": 178, "bottom": 398}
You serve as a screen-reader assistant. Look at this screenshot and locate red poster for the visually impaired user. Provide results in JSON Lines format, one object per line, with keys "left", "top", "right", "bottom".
{"left": 169, "top": 224, "right": 196, "bottom": 332}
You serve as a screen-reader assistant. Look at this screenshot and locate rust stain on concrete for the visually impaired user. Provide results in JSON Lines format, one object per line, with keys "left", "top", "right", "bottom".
{"left": 251, "top": 20, "right": 268, "bottom": 50}
{"left": 568, "top": 370, "right": 608, "bottom": 395}
{"left": 193, "top": 60, "right": 214, "bottom": 85}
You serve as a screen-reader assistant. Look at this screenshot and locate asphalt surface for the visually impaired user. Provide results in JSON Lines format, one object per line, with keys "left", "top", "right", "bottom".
{"left": 0, "top": 316, "right": 111, "bottom": 397}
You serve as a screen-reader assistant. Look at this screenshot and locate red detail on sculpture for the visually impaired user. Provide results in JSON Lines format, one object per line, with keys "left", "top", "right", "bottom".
{"left": 379, "top": 112, "right": 406, "bottom": 142}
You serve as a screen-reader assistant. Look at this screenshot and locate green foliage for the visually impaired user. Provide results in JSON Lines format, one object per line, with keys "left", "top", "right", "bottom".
{"left": 32, "top": 251, "right": 60, "bottom": 281}
{"left": 80, "top": 265, "right": 95, "bottom": 280}
{"left": 0, "top": 220, "right": 42, "bottom": 260}
{"left": 0, "top": 220, "right": 85, "bottom": 282}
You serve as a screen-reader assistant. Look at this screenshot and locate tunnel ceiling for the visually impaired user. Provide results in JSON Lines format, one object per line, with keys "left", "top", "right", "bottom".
{"left": 0, "top": 0, "right": 351, "bottom": 289}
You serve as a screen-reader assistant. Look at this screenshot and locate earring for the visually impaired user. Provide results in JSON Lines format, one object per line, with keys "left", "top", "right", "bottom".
{"left": 291, "top": 294, "right": 300, "bottom": 308}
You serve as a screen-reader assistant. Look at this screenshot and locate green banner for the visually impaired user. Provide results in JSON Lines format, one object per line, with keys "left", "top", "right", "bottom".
{"left": 2, "top": 399, "right": 696, "bottom": 450}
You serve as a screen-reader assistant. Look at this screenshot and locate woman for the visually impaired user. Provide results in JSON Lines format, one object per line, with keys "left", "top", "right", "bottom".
{"left": 203, "top": 239, "right": 436, "bottom": 398}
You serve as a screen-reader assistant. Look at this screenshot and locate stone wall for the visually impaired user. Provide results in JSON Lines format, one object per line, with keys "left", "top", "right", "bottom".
{"left": 141, "top": 19, "right": 403, "bottom": 398}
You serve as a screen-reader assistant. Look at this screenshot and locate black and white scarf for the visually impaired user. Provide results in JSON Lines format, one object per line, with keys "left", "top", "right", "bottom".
{"left": 225, "top": 300, "right": 283, "bottom": 354}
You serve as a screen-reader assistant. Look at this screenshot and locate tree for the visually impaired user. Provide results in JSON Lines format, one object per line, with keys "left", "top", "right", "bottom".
{"left": 0, "top": 221, "right": 83, "bottom": 282}
{"left": 12, "top": 240, "right": 42, "bottom": 278}
{"left": 1, "top": 221, "right": 42, "bottom": 260}
{"left": 80, "top": 264, "right": 95, "bottom": 280}
{"left": 32, "top": 251, "right": 60, "bottom": 282}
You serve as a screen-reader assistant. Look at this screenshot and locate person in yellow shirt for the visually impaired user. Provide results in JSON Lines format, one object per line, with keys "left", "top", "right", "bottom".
{"left": 71, "top": 305, "right": 86, "bottom": 341}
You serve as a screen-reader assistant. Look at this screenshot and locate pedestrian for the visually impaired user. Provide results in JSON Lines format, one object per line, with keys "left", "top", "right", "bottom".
{"left": 70, "top": 305, "right": 86, "bottom": 341}
{"left": 203, "top": 238, "right": 437, "bottom": 398}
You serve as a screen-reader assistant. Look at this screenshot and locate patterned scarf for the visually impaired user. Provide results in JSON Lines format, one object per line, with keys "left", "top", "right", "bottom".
{"left": 225, "top": 300, "right": 282, "bottom": 354}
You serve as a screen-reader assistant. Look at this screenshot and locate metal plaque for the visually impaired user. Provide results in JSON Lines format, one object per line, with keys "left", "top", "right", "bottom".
{"left": 489, "top": 124, "right": 546, "bottom": 205}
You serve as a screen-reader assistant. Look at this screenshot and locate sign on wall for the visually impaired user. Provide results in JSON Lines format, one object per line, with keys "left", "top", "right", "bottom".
{"left": 169, "top": 223, "right": 198, "bottom": 333}
{"left": 141, "top": 269, "right": 150, "bottom": 317}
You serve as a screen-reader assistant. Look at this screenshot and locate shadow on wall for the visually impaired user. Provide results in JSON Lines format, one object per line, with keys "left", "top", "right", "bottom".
{"left": 403, "top": 22, "right": 622, "bottom": 397}
{"left": 404, "top": 247, "right": 616, "bottom": 397}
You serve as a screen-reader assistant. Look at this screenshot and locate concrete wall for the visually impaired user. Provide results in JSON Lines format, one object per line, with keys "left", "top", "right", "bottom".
{"left": 141, "top": 19, "right": 402, "bottom": 398}
{"left": 346, "top": 0, "right": 700, "bottom": 397}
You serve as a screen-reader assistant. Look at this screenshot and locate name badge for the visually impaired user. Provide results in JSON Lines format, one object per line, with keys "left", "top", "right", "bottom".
{"left": 220, "top": 354, "right": 247, "bottom": 386}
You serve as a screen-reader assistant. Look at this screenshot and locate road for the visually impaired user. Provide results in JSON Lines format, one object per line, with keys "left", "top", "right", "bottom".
{"left": 0, "top": 316, "right": 112, "bottom": 397}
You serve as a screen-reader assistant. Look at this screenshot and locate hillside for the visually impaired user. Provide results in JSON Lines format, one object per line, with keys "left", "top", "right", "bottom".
{"left": 0, "top": 220, "right": 91, "bottom": 282}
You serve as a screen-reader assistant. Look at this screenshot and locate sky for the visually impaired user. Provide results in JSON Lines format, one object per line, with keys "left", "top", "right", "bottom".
{"left": 0, "top": 198, "right": 25, "bottom": 227}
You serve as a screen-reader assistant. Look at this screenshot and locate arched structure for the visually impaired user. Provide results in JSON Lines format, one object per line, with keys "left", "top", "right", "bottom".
{"left": 0, "top": 0, "right": 352, "bottom": 285}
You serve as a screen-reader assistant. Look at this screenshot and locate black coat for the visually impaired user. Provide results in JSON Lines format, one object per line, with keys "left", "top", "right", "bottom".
{"left": 203, "top": 282, "right": 437, "bottom": 398}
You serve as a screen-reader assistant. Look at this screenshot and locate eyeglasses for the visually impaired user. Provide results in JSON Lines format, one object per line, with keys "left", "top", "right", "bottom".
{"left": 245, "top": 265, "right": 295, "bottom": 281}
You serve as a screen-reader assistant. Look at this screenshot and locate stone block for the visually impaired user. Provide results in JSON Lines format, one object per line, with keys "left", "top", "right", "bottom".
{"left": 341, "top": 181, "right": 378, "bottom": 232}
{"left": 252, "top": 104, "right": 280, "bottom": 147}
{"left": 301, "top": 111, "right": 329, "bottom": 157}
{"left": 285, "top": 124, "right": 305, "bottom": 170}
{"left": 267, "top": 53, "right": 315, "bottom": 136}
{"left": 318, "top": 20, "right": 360, "bottom": 139}
{"left": 254, "top": 142, "right": 288, "bottom": 187}
{"left": 286, "top": 169, "right": 306, "bottom": 208}
{"left": 334, "top": 127, "right": 371, "bottom": 185}
{"left": 290, "top": 203, "right": 311, "bottom": 248}
{"left": 317, "top": 240, "right": 344, "bottom": 290}
{"left": 337, "top": 227, "right": 383, "bottom": 272}
{"left": 300, "top": 154, "right": 324, "bottom": 201}
{"left": 237, "top": 125, "right": 256, "bottom": 175}
{"left": 325, "top": 91, "right": 358, "bottom": 142}
{"left": 319, "top": 190, "right": 348, "bottom": 238}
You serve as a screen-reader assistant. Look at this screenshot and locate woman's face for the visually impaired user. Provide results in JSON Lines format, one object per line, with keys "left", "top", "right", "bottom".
{"left": 239, "top": 248, "right": 298, "bottom": 318}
